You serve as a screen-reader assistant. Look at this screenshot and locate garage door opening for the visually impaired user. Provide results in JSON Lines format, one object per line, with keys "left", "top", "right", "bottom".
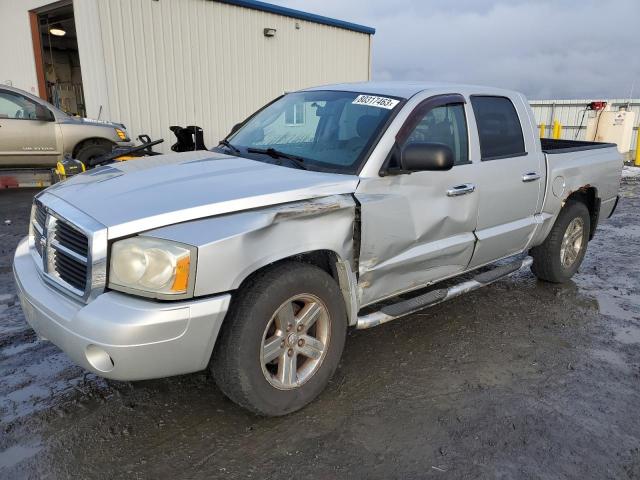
{"left": 30, "top": 1, "right": 85, "bottom": 117}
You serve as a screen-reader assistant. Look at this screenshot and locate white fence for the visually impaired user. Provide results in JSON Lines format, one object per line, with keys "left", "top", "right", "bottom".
{"left": 530, "top": 98, "right": 640, "bottom": 152}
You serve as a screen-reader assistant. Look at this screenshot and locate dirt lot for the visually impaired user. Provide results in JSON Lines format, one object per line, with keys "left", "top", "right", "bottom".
{"left": 1, "top": 173, "right": 639, "bottom": 479}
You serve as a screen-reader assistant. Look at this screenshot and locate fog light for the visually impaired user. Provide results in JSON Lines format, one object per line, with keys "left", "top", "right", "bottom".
{"left": 85, "top": 344, "right": 115, "bottom": 372}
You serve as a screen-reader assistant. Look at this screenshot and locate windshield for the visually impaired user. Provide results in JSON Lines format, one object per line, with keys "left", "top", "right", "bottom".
{"left": 223, "top": 90, "right": 402, "bottom": 173}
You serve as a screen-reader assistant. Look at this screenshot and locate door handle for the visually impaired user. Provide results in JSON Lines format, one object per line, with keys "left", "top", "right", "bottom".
{"left": 446, "top": 183, "right": 476, "bottom": 197}
{"left": 522, "top": 172, "right": 541, "bottom": 182}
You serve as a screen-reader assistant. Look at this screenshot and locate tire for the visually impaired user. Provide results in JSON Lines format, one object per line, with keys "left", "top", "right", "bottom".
{"left": 75, "top": 140, "right": 114, "bottom": 168}
{"left": 211, "top": 262, "right": 347, "bottom": 416}
{"left": 530, "top": 200, "right": 591, "bottom": 283}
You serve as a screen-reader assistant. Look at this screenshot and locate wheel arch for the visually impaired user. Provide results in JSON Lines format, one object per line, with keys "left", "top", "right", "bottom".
{"left": 564, "top": 185, "right": 599, "bottom": 239}
{"left": 71, "top": 137, "right": 116, "bottom": 158}
{"left": 232, "top": 249, "right": 358, "bottom": 326}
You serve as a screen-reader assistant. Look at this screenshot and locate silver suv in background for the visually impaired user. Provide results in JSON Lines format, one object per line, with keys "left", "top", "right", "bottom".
{"left": 0, "top": 85, "right": 132, "bottom": 168}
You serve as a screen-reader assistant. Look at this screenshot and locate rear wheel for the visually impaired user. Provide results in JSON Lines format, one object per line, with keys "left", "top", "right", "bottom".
{"left": 530, "top": 200, "right": 590, "bottom": 283}
{"left": 211, "top": 262, "right": 347, "bottom": 416}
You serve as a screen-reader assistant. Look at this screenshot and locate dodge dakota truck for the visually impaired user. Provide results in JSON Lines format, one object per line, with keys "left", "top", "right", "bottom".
{"left": 14, "top": 82, "right": 622, "bottom": 416}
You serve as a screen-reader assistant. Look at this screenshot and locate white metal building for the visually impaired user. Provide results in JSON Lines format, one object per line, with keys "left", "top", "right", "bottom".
{"left": 0, "top": 0, "right": 374, "bottom": 150}
{"left": 530, "top": 98, "right": 640, "bottom": 153}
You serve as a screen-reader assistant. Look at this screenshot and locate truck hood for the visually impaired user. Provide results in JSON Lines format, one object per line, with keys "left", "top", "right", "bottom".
{"left": 58, "top": 116, "right": 124, "bottom": 129}
{"left": 45, "top": 151, "right": 359, "bottom": 238}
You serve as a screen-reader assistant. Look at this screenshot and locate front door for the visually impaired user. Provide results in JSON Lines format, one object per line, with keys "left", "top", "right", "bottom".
{"left": 0, "top": 89, "right": 59, "bottom": 167}
{"left": 467, "top": 95, "right": 544, "bottom": 268}
{"left": 356, "top": 95, "right": 481, "bottom": 306}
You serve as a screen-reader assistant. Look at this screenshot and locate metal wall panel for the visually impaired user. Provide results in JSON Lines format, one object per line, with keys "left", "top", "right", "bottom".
{"left": 530, "top": 98, "right": 640, "bottom": 151}
{"left": 74, "top": 0, "right": 371, "bottom": 151}
{"left": 0, "top": 0, "right": 65, "bottom": 95}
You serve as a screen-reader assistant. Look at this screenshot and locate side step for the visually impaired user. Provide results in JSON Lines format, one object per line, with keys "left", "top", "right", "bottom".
{"left": 356, "top": 256, "right": 533, "bottom": 329}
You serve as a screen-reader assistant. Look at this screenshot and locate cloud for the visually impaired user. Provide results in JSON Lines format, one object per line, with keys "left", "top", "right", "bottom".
{"left": 272, "top": 0, "right": 640, "bottom": 99}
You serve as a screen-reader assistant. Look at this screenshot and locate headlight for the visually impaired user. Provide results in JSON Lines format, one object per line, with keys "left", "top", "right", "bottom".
{"left": 114, "top": 128, "right": 129, "bottom": 141}
{"left": 108, "top": 237, "right": 195, "bottom": 298}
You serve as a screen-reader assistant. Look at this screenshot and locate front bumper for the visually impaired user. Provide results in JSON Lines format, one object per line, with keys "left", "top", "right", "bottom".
{"left": 13, "top": 237, "right": 231, "bottom": 381}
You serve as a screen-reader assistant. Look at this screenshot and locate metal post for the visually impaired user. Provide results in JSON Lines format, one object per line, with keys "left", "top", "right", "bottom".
{"left": 539, "top": 123, "right": 546, "bottom": 138}
{"left": 635, "top": 127, "right": 640, "bottom": 166}
{"left": 552, "top": 120, "right": 562, "bottom": 139}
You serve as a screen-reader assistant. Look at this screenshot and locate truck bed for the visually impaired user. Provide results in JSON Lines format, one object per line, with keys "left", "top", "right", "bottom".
{"left": 541, "top": 138, "right": 615, "bottom": 154}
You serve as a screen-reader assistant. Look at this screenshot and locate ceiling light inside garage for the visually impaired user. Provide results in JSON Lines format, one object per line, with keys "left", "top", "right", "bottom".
{"left": 49, "top": 23, "right": 66, "bottom": 36}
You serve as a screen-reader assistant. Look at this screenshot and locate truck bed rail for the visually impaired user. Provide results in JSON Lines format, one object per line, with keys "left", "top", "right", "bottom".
{"left": 541, "top": 138, "right": 615, "bottom": 154}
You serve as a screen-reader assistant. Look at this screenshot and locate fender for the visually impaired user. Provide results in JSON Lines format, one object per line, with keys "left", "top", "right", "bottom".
{"left": 144, "top": 194, "right": 357, "bottom": 298}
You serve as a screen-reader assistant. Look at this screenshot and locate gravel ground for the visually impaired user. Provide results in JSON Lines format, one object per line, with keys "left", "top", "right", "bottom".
{"left": 0, "top": 175, "right": 639, "bottom": 479}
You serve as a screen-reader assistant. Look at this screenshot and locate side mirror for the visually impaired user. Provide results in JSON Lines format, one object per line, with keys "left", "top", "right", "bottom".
{"left": 400, "top": 142, "right": 454, "bottom": 172}
{"left": 35, "top": 105, "right": 54, "bottom": 122}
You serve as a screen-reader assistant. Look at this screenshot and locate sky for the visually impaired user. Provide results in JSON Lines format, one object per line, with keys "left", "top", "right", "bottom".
{"left": 271, "top": 0, "right": 640, "bottom": 99}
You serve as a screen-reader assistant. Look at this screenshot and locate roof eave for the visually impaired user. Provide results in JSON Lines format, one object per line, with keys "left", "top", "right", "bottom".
{"left": 213, "top": 0, "right": 375, "bottom": 35}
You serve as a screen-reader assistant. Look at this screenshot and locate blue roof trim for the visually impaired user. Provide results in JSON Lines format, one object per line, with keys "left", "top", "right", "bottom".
{"left": 214, "top": 0, "right": 375, "bottom": 35}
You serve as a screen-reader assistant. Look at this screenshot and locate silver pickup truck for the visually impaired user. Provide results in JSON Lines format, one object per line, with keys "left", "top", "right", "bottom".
{"left": 14, "top": 82, "right": 621, "bottom": 416}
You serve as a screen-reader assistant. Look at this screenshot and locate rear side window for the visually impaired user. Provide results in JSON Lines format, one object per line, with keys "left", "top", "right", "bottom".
{"left": 471, "top": 96, "right": 526, "bottom": 160}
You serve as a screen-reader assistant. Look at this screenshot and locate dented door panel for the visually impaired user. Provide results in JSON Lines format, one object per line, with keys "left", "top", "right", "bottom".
{"left": 355, "top": 166, "right": 479, "bottom": 307}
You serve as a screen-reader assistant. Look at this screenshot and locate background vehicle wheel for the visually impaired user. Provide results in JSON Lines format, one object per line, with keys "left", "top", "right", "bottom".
{"left": 74, "top": 139, "right": 114, "bottom": 167}
{"left": 211, "top": 262, "right": 347, "bottom": 416}
{"left": 530, "top": 200, "right": 590, "bottom": 283}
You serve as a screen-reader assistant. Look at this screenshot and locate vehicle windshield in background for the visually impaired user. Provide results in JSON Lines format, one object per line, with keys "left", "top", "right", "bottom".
{"left": 223, "top": 90, "right": 401, "bottom": 173}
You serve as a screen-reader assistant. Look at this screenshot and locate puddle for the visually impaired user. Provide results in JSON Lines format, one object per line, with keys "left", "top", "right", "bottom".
{"left": 614, "top": 326, "right": 640, "bottom": 345}
{"left": 593, "top": 294, "right": 638, "bottom": 322}
{"left": 0, "top": 351, "right": 79, "bottom": 423}
{"left": 590, "top": 348, "right": 629, "bottom": 369}
{"left": 0, "top": 444, "right": 42, "bottom": 471}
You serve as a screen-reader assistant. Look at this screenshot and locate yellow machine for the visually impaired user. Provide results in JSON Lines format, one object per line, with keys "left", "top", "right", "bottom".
{"left": 54, "top": 156, "right": 85, "bottom": 182}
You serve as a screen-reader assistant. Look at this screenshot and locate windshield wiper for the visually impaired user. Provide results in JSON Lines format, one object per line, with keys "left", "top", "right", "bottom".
{"left": 246, "top": 147, "right": 308, "bottom": 170}
{"left": 217, "top": 139, "right": 241, "bottom": 155}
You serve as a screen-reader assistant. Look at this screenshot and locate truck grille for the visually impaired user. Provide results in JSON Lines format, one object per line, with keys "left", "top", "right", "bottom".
{"left": 31, "top": 200, "right": 91, "bottom": 296}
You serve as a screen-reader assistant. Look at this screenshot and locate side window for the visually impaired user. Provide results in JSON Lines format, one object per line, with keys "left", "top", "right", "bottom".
{"left": 0, "top": 91, "right": 39, "bottom": 119}
{"left": 471, "top": 96, "right": 526, "bottom": 160}
{"left": 402, "top": 103, "right": 469, "bottom": 165}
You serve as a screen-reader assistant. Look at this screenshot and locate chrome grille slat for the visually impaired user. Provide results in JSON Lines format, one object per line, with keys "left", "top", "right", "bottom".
{"left": 54, "top": 250, "right": 87, "bottom": 275}
{"left": 50, "top": 239, "right": 88, "bottom": 264}
{"left": 33, "top": 228, "right": 44, "bottom": 258}
{"left": 34, "top": 202, "right": 46, "bottom": 229}
{"left": 55, "top": 222, "right": 89, "bottom": 256}
{"left": 53, "top": 254, "right": 87, "bottom": 290}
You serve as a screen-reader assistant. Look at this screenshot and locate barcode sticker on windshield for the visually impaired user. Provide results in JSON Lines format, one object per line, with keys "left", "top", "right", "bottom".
{"left": 352, "top": 95, "right": 399, "bottom": 109}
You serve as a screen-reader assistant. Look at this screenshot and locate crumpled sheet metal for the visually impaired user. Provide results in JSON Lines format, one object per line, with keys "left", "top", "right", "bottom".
{"left": 145, "top": 194, "right": 356, "bottom": 297}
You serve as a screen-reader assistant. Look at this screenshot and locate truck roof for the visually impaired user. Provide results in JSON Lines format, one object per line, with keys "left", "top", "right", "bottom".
{"left": 304, "top": 81, "right": 521, "bottom": 100}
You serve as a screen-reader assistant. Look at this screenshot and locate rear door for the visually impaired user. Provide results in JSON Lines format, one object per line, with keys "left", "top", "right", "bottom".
{"left": 467, "top": 95, "right": 544, "bottom": 268}
{"left": 0, "top": 89, "right": 59, "bottom": 167}
{"left": 356, "top": 94, "right": 481, "bottom": 305}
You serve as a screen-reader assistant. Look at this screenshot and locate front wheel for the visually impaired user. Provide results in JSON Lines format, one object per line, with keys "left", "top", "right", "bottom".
{"left": 75, "top": 139, "right": 114, "bottom": 168}
{"left": 530, "top": 200, "right": 591, "bottom": 283}
{"left": 211, "top": 262, "right": 347, "bottom": 416}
